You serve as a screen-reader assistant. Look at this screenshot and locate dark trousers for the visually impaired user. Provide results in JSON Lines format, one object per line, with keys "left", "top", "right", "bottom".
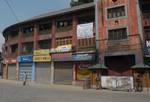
{"left": 135, "top": 82, "right": 143, "bottom": 92}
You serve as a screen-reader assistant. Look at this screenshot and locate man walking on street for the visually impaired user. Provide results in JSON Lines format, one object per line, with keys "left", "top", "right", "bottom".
{"left": 23, "top": 72, "right": 27, "bottom": 86}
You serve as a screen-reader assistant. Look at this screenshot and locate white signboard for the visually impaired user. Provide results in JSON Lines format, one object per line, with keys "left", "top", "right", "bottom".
{"left": 77, "top": 22, "right": 93, "bottom": 39}
{"left": 101, "top": 76, "right": 134, "bottom": 90}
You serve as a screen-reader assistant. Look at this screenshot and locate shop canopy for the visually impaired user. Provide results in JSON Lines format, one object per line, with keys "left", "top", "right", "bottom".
{"left": 131, "top": 63, "right": 150, "bottom": 69}
{"left": 88, "top": 63, "right": 108, "bottom": 70}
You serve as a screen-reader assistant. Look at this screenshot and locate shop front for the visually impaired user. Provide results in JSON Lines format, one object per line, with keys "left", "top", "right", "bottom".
{"left": 72, "top": 52, "right": 96, "bottom": 86}
{"left": 17, "top": 55, "right": 35, "bottom": 81}
{"left": 33, "top": 49, "right": 51, "bottom": 84}
{"left": 2, "top": 59, "right": 17, "bottom": 80}
{"left": 104, "top": 55, "right": 135, "bottom": 76}
{"left": 51, "top": 52, "right": 73, "bottom": 85}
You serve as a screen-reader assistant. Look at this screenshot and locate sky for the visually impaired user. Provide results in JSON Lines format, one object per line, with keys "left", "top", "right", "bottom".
{"left": 0, "top": 0, "right": 71, "bottom": 51}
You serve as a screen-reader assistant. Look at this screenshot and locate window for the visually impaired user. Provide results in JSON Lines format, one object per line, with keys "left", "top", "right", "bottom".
{"left": 57, "top": 19, "right": 72, "bottom": 31}
{"left": 11, "top": 44, "right": 18, "bottom": 53}
{"left": 22, "top": 42, "right": 33, "bottom": 54}
{"left": 38, "top": 40, "right": 51, "bottom": 49}
{"left": 108, "top": 28, "right": 128, "bottom": 40}
{"left": 23, "top": 26, "right": 34, "bottom": 36}
{"left": 107, "top": 6, "right": 126, "bottom": 19}
{"left": 56, "top": 37, "right": 72, "bottom": 46}
{"left": 39, "top": 23, "right": 51, "bottom": 34}
{"left": 145, "top": 29, "right": 150, "bottom": 40}
{"left": 10, "top": 30, "right": 19, "bottom": 38}
{"left": 78, "top": 15, "right": 95, "bottom": 24}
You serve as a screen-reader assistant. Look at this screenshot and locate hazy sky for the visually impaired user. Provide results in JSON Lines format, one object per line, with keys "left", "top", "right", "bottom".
{"left": 0, "top": 0, "right": 71, "bottom": 51}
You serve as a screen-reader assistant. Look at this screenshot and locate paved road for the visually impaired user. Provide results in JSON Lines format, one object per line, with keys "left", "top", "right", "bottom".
{"left": 0, "top": 80, "right": 150, "bottom": 102}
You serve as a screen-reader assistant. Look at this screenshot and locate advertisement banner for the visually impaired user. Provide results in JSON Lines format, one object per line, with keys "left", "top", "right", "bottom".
{"left": 34, "top": 49, "right": 49, "bottom": 55}
{"left": 101, "top": 76, "right": 134, "bottom": 90}
{"left": 77, "top": 68, "right": 91, "bottom": 80}
{"left": 50, "top": 44, "right": 72, "bottom": 53}
{"left": 77, "top": 22, "right": 93, "bottom": 39}
{"left": 145, "top": 40, "right": 150, "bottom": 55}
{"left": 17, "top": 55, "right": 32, "bottom": 62}
{"left": 33, "top": 55, "right": 51, "bottom": 62}
{"left": 51, "top": 53, "right": 72, "bottom": 61}
{"left": 72, "top": 53, "right": 95, "bottom": 61}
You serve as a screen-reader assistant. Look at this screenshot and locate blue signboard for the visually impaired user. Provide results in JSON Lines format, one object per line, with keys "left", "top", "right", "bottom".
{"left": 17, "top": 55, "right": 33, "bottom": 62}
{"left": 145, "top": 41, "right": 150, "bottom": 56}
{"left": 72, "top": 53, "right": 95, "bottom": 61}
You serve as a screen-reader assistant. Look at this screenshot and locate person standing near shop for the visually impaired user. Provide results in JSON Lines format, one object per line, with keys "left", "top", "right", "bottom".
{"left": 95, "top": 73, "right": 101, "bottom": 90}
{"left": 135, "top": 74, "right": 143, "bottom": 92}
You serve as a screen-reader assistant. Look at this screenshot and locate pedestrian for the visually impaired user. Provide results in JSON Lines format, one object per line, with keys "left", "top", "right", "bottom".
{"left": 95, "top": 73, "right": 101, "bottom": 90}
{"left": 135, "top": 74, "right": 143, "bottom": 92}
{"left": 23, "top": 72, "right": 27, "bottom": 86}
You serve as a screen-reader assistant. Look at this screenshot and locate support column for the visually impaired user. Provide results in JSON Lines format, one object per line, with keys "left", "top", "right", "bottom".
{"left": 6, "top": 63, "right": 8, "bottom": 79}
{"left": 32, "top": 63, "right": 35, "bottom": 81}
{"left": 72, "top": 15, "right": 78, "bottom": 48}
{"left": 16, "top": 62, "right": 19, "bottom": 80}
{"left": 51, "top": 19, "right": 56, "bottom": 48}
{"left": 72, "top": 63, "right": 76, "bottom": 85}
{"left": 50, "top": 61, "right": 54, "bottom": 84}
{"left": 18, "top": 27, "right": 22, "bottom": 56}
{"left": 34, "top": 24, "right": 38, "bottom": 50}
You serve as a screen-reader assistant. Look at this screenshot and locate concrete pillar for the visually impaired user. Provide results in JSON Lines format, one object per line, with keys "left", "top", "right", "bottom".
{"left": 50, "top": 61, "right": 54, "bottom": 84}
{"left": 6, "top": 63, "right": 8, "bottom": 79}
{"left": 72, "top": 63, "right": 76, "bottom": 85}
{"left": 34, "top": 24, "right": 38, "bottom": 50}
{"left": 51, "top": 19, "right": 56, "bottom": 48}
{"left": 32, "top": 63, "right": 35, "bottom": 81}
{"left": 18, "top": 27, "right": 22, "bottom": 56}
{"left": 72, "top": 15, "right": 78, "bottom": 48}
{"left": 16, "top": 62, "right": 19, "bottom": 80}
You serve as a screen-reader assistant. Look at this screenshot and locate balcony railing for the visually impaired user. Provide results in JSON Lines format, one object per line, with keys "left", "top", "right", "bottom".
{"left": 56, "top": 26, "right": 72, "bottom": 32}
{"left": 103, "top": 34, "right": 142, "bottom": 54}
{"left": 39, "top": 30, "right": 51, "bottom": 35}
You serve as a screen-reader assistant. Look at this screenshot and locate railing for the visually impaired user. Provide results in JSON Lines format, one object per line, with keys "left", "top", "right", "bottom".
{"left": 103, "top": 34, "right": 142, "bottom": 54}
{"left": 56, "top": 26, "right": 72, "bottom": 32}
{"left": 39, "top": 30, "right": 51, "bottom": 35}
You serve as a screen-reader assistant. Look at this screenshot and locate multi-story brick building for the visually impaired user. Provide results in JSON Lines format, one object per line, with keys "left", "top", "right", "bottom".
{"left": 1, "top": 0, "right": 150, "bottom": 89}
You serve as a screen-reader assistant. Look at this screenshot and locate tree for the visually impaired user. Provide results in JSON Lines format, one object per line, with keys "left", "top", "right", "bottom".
{"left": 70, "top": 0, "right": 94, "bottom": 7}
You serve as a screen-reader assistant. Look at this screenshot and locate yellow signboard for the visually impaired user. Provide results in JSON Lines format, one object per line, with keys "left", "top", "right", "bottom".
{"left": 34, "top": 49, "right": 49, "bottom": 55}
{"left": 77, "top": 68, "right": 91, "bottom": 80}
{"left": 33, "top": 55, "right": 51, "bottom": 62}
{"left": 50, "top": 44, "right": 72, "bottom": 53}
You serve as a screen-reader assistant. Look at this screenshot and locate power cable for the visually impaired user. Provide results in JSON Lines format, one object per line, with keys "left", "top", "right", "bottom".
{"left": 3, "top": 0, "right": 19, "bottom": 22}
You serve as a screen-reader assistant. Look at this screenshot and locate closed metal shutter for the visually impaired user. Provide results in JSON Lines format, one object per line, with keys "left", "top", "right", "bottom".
{"left": 35, "top": 62, "right": 51, "bottom": 84}
{"left": 54, "top": 62, "right": 73, "bottom": 85}
{"left": 8, "top": 64, "right": 16, "bottom": 80}
{"left": 19, "top": 63, "right": 33, "bottom": 81}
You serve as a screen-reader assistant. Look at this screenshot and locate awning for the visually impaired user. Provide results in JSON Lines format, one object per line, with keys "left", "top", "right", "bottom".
{"left": 131, "top": 63, "right": 150, "bottom": 69}
{"left": 88, "top": 63, "right": 108, "bottom": 70}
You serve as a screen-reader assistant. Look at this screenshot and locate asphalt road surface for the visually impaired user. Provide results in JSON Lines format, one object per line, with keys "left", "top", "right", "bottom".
{"left": 0, "top": 80, "right": 150, "bottom": 102}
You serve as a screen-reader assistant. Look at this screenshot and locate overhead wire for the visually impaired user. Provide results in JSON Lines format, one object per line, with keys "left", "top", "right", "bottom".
{"left": 3, "top": 0, "right": 19, "bottom": 22}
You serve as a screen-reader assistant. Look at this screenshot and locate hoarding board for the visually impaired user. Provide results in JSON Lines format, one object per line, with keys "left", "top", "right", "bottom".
{"left": 77, "top": 22, "right": 93, "bottom": 39}
{"left": 33, "top": 55, "right": 51, "bottom": 62}
{"left": 72, "top": 53, "right": 95, "bottom": 61}
{"left": 146, "top": 40, "right": 150, "bottom": 55}
{"left": 17, "top": 55, "right": 33, "bottom": 62}
{"left": 101, "top": 76, "right": 134, "bottom": 90}
{"left": 50, "top": 44, "right": 72, "bottom": 53}
{"left": 34, "top": 49, "right": 49, "bottom": 55}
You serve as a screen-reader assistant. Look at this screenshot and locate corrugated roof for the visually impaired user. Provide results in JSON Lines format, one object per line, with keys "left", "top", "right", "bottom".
{"left": 2, "top": 2, "right": 95, "bottom": 35}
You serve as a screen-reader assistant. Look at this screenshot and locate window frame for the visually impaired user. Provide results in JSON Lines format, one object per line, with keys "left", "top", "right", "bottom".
{"left": 106, "top": 5, "right": 128, "bottom": 20}
{"left": 107, "top": 26, "right": 129, "bottom": 41}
